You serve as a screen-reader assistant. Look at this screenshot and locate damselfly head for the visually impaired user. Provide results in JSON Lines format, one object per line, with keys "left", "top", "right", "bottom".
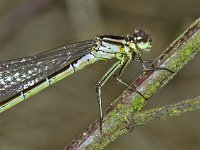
{"left": 128, "top": 29, "right": 152, "bottom": 52}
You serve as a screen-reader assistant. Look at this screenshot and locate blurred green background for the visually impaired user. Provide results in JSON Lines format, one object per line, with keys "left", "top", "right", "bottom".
{"left": 0, "top": 0, "right": 200, "bottom": 149}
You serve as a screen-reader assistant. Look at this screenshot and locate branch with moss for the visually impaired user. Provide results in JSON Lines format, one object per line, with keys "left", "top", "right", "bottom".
{"left": 64, "top": 18, "right": 200, "bottom": 150}
{"left": 65, "top": 96, "right": 200, "bottom": 150}
{"left": 67, "top": 96, "right": 200, "bottom": 148}
{"left": 132, "top": 96, "right": 200, "bottom": 127}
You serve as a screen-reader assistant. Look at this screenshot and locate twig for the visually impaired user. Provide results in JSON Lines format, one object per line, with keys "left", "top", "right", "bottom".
{"left": 132, "top": 96, "right": 200, "bottom": 127}
{"left": 64, "top": 18, "right": 200, "bottom": 150}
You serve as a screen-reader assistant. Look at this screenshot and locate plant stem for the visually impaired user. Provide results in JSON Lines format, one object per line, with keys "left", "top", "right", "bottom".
{"left": 132, "top": 96, "right": 200, "bottom": 127}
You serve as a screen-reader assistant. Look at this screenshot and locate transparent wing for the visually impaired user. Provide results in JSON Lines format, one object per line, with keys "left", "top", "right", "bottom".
{"left": 0, "top": 39, "right": 95, "bottom": 101}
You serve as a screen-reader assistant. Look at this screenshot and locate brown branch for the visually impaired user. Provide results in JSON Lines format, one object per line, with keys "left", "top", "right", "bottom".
{"left": 64, "top": 18, "right": 200, "bottom": 150}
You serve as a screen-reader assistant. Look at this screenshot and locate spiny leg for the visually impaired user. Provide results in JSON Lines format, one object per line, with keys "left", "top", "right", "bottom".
{"left": 137, "top": 52, "right": 174, "bottom": 73}
{"left": 118, "top": 59, "right": 130, "bottom": 77}
{"left": 143, "top": 67, "right": 174, "bottom": 73}
{"left": 114, "top": 74, "right": 147, "bottom": 100}
{"left": 137, "top": 52, "right": 147, "bottom": 70}
{"left": 114, "top": 53, "right": 173, "bottom": 101}
{"left": 114, "top": 58, "right": 147, "bottom": 100}
{"left": 96, "top": 61, "right": 123, "bottom": 133}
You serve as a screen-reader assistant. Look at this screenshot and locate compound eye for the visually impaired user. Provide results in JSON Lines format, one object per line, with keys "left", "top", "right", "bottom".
{"left": 133, "top": 29, "right": 152, "bottom": 51}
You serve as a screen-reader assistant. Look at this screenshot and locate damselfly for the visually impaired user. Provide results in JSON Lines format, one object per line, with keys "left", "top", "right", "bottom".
{"left": 0, "top": 29, "right": 155, "bottom": 133}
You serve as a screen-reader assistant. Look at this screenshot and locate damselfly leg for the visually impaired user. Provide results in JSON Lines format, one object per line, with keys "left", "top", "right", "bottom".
{"left": 114, "top": 74, "right": 147, "bottom": 100}
{"left": 96, "top": 61, "right": 123, "bottom": 133}
{"left": 114, "top": 58, "right": 147, "bottom": 100}
{"left": 136, "top": 54, "right": 174, "bottom": 73}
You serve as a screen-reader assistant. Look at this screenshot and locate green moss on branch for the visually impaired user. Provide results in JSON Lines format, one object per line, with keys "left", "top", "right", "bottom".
{"left": 132, "top": 96, "right": 200, "bottom": 127}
